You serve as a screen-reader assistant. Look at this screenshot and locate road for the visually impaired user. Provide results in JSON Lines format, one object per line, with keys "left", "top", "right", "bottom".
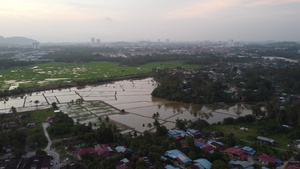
{"left": 42, "top": 122, "right": 60, "bottom": 169}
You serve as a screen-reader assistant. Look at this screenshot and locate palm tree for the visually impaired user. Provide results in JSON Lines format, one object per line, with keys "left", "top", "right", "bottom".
{"left": 3, "top": 101, "right": 6, "bottom": 113}
{"left": 34, "top": 100, "right": 39, "bottom": 107}
{"left": 10, "top": 106, "right": 17, "bottom": 114}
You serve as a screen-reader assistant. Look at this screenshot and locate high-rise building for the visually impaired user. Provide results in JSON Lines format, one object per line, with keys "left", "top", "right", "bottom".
{"left": 91, "top": 37, "right": 95, "bottom": 44}
{"left": 96, "top": 39, "right": 100, "bottom": 44}
{"left": 32, "top": 42, "right": 39, "bottom": 49}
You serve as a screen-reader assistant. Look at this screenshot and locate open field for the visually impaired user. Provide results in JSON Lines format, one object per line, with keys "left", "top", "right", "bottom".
{"left": 0, "top": 61, "right": 200, "bottom": 90}
{"left": 3, "top": 108, "right": 56, "bottom": 123}
{"left": 204, "top": 124, "right": 294, "bottom": 149}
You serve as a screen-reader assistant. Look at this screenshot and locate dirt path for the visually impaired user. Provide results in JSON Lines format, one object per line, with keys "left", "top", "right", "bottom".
{"left": 42, "top": 122, "right": 60, "bottom": 169}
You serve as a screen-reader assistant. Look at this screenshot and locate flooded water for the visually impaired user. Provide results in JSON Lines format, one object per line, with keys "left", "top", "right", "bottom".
{"left": 263, "top": 56, "right": 298, "bottom": 63}
{"left": 0, "top": 78, "right": 253, "bottom": 132}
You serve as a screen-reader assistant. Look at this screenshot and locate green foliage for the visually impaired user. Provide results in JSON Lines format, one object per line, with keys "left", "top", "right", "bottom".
{"left": 51, "top": 102, "right": 58, "bottom": 109}
{"left": 36, "top": 149, "right": 47, "bottom": 155}
{"left": 148, "top": 152, "right": 162, "bottom": 163}
{"left": 220, "top": 133, "right": 240, "bottom": 147}
{"left": 9, "top": 130, "right": 27, "bottom": 147}
{"left": 175, "top": 119, "right": 188, "bottom": 130}
{"left": 13, "top": 148, "right": 26, "bottom": 158}
{"left": 211, "top": 159, "right": 230, "bottom": 169}
{"left": 47, "top": 112, "right": 74, "bottom": 138}
{"left": 27, "top": 128, "right": 48, "bottom": 148}
{"left": 0, "top": 61, "right": 199, "bottom": 93}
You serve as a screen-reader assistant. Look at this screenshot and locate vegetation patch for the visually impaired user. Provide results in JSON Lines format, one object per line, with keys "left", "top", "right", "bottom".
{"left": 0, "top": 61, "right": 200, "bottom": 91}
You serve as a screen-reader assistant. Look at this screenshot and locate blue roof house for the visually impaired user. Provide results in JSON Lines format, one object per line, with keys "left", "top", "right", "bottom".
{"left": 193, "top": 158, "right": 212, "bottom": 169}
{"left": 165, "top": 149, "right": 192, "bottom": 164}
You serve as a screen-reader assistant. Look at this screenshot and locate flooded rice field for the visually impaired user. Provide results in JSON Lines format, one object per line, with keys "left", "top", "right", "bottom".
{"left": 0, "top": 78, "right": 252, "bottom": 132}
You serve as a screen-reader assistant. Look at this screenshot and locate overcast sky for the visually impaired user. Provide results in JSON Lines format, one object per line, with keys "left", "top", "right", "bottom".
{"left": 1, "top": 0, "right": 300, "bottom": 42}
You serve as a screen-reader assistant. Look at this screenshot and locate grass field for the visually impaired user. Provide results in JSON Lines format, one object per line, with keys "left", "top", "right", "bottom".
{"left": 0, "top": 61, "right": 200, "bottom": 90}
{"left": 204, "top": 123, "right": 294, "bottom": 149}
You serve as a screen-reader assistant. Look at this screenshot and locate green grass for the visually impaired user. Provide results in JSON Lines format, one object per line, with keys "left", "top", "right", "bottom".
{"left": 205, "top": 124, "right": 256, "bottom": 140}
{"left": 204, "top": 123, "right": 294, "bottom": 150}
{"left": 26, "top": 108, "right": 56, "bottom": 123}
{"left": 0, "top": 61, "right": 200, "bottom": 90}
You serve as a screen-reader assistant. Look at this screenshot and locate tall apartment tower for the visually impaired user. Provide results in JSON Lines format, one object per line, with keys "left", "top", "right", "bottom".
{"left": 91, "top": 37, "right": 95, "bottom": 44}
{"left": 32, "top": 42, "right": 40, "bottom": 49}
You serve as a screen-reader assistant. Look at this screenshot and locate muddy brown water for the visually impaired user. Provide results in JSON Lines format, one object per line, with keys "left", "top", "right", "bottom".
{"left": 0, "top": 78, "right": 252, "bottom": 132}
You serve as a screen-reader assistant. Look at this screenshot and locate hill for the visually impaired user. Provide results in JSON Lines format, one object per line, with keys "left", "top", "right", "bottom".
{"left": 0, "top": 36, "right": 38, "bottom": 46}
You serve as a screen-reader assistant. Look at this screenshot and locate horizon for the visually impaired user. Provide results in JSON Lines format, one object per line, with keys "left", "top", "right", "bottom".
{"left": 1, "top": 0, "right": 300, "bottom": 43}
{"left": 1, "top": 35, "right": 300, "bottom": 44}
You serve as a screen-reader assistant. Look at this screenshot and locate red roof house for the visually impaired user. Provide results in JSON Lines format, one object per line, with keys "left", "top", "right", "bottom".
{"left": 224, "top": 148, "right": 247, "bottom": 160}
{"left": 258, "top": 154, "right": 275, "bottom": 164}
{"left": 202, "top": 145, "right": 215, "bottom": 152}
{"left": 94, "top": 144, "right": 114, "bottom": 157}
{"left": 77, "top": 148, "right": 96, "bottom": 159}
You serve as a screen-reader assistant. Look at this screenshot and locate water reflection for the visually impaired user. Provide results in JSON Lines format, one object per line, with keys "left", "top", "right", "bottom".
{"left": 0, "top": 78, "right": 253, "bottom": 132}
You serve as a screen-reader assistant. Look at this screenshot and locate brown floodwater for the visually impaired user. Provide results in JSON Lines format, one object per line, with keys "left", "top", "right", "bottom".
{"left": 0, "top": 78, "right": 252, "bottom": 132}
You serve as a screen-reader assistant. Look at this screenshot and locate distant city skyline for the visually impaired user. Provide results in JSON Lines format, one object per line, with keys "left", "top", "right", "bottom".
{"left": 1, "top": 0, "right": 300, "bottom": 43}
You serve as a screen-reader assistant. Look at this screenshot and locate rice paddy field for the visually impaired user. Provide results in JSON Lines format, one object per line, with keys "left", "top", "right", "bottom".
{"left": 0, "top": 61, "right": 200, "bottom": 90}
{"left": 58, "top": 101, "right": 128, "bottom": 129}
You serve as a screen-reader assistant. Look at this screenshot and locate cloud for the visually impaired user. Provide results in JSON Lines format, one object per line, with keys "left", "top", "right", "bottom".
{"left": 104, "top": 17, "right": 113, "bottom": 22}
{"left": 166, "top": 0, "right": 300, "bottom": 19}
{"left": 165, "top": 0, "right": 240, "bottom": 19}
{"left": 244, "top": 0, "right": 300, "bottom": 8}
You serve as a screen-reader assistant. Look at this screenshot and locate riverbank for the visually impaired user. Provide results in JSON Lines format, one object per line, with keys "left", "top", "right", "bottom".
{"left": 0, "top": 73, "right": 150, "bottom": 98}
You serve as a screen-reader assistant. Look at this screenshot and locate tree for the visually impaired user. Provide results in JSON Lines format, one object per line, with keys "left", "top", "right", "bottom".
{"left": 211, "top": 160, "right": 230, "bottom": 169}
{"left": 34, "top": 100, "right": 39, "bottom": 107}
{"left": 148, "top": 152, "right": 162, "bottom": 163}
{"left": 51, "top": 102, "right": 58, "bottom": 109}
{"left": 36, "top": 149, "right": 47, "bottom": 155}
{"left": 13, "top": 149, "right": 26, "bottom": 158}
{"left": 10, "top": 106, "right": 17, "bottom": 114}
{"left": 147, "top": 123, "right": 152, "bottom": 129}
{"left": 175, "top": 119, "right": 187, "bottom": 130}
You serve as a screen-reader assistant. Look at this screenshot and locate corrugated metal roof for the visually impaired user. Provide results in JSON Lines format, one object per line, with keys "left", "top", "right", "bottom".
{"left": 165, "top": 164, "right": 179, "bottom": 169}
{"left": 193, "top": 158, "right": 212, "bottom": 169}
{"left": 165, "top": 149, "right": 192, "bottom": 164}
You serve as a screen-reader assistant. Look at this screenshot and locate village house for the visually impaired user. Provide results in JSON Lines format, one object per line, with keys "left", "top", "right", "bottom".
{"left": 45, "top": 117, "right": 56, "bottom": 125}
{"left": 192, "top": 158, "right": 212, "bottom": 169}
{"left": 186, "top": 128, "right": 204, "bottom": 139}
{"left": 286, "top": 161, "right": 300, "bottom": 169}
{"left": 77, "top": 148, "right": 96, "bottom": 160}
{"left": 164, "top": 149, "right": 192, "bottom": 164}
{"left": 223, "top": 148, "right": 248, "bottom": 161}
{"left": 21, "top": 154, "right": 52, "bottom": 169}
{"left": 115, "top": 145, "right": 133, "bottom": 153}
{"left": 208, "top": 141, "right": 226, "bottom": 151}
{"left": 234, "top": 146, "right": 256, "bottom": 156}
{"left": 116, "top": 158, "right": 135, "bottom": 169}
{"left": 138, "top": 157, "right": 154, "bottom": 169}
{"left": 228, "top": 160, "right": 254, "bottom": 169}
{"left": 168, "top": 130, "right": 189, "bottom": 140}
{"left": 94, "top": 144, "right": 114, "bottom": 158}
{"left": 257, "top": 136, "right": 275, "bottom": 145}
{"left": 165, "top": 164, "right": 179, "bottom": 169}
{"left": 258, "top": 154, "right": 281, "bottom": 165}
{"left": 26, "top": 123, "right": 36, "bottom": 128}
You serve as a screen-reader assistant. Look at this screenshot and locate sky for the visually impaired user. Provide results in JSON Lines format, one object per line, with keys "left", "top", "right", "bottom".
{"left": 1, "top": 0, "right": 300, "bottom": 43}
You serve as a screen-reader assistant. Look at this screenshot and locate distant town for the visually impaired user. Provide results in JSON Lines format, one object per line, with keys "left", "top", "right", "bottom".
{"left": 0, "top": 37, "right": 300, "bottom": 169}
